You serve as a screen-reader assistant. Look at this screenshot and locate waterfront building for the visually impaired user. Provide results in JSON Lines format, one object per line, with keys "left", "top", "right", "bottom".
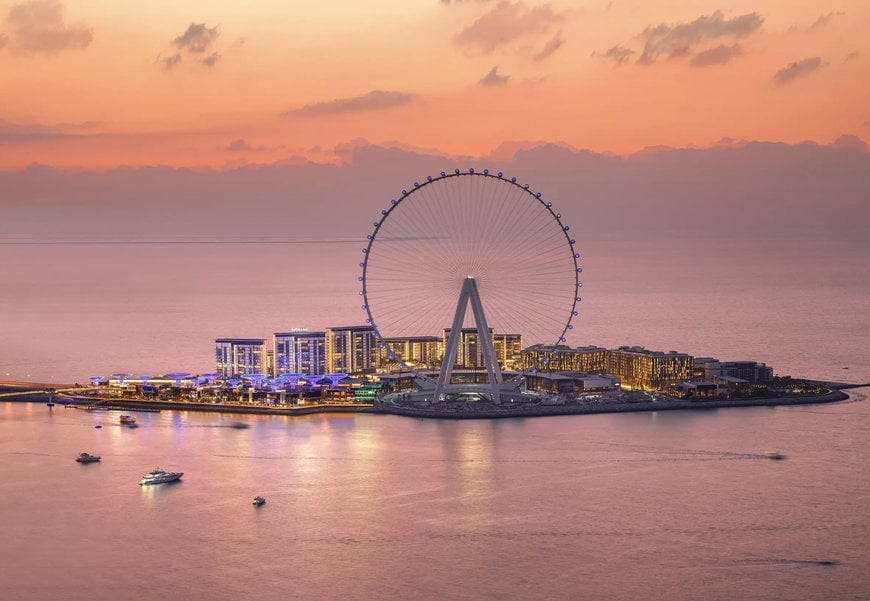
{"left": 605, "top": 346, "right": 693, "bottom": 390}
{"left": 520, "top": 344, "right": 608, "bottom": 372}
{"left": 493, "top": 333, "right": 523, "bottom": 370}
{"left": 215, "top": 338, "right": 266, "bottom": 378}
{"left": 523, "top": 371, "right": 620, "bottom": 394}
{"left": 521, "top": 344, "right": 691, "bottom": 389}
{"left": 380, "top": 336, "right": 443, "bottom": 368}
{"left": 274, "top": 331, "right": 327, "bottom": 376}
{"left": 693, "top": 358, "right": 773, "bottom": 383}
{"left": 326, "top": 326, "right": 378, "bottom": 374}
{"left": 442, "top": 329, "right": 522, "bottom": 369}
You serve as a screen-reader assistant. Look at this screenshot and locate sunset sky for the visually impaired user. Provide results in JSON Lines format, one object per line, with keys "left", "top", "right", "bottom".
{"left": 1, "top": 0, "right": 868, "bottom": 170}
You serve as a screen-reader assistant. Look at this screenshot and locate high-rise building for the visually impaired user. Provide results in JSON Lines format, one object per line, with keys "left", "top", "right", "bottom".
{"left": 326, "top": 326, "right": 377, "bottom": 373}
{"left": 380, "top": 336, "right": 443, "bottom": 367}
{"left": 274, "top": 331, "right": 327, "bottom": 376}
{"left": 493, "top": 333, "right": 523, "bottom": 370}
{"left": 215, "top": 338, "right": 266, "bottom": 378}
{"left": 442, "top": 328, "right": 522, "bottom": 369}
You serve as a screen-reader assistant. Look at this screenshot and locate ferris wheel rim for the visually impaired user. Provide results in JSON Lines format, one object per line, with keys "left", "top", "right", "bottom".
{"left": 358, "top": 169, "right": 581, "bottom": 367}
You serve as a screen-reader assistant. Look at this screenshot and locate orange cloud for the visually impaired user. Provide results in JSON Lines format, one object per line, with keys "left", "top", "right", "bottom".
{"left": 3, "top": 0, "right": 92, "bottom": 55}
{"left": 453, "top": 1, "right": 566, "bottom": 54}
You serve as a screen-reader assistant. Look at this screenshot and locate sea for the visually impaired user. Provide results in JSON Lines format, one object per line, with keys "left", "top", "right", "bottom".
{"left": 1, "top": 238, "right": 869, "bottom": 600}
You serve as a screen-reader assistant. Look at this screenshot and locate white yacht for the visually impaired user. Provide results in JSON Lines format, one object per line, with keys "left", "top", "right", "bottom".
{"left": 139, "top": 468, "right": 183, "bottom": 485}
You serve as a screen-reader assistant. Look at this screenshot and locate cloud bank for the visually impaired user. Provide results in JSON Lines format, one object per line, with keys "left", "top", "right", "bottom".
{"left": 638, "top": 10, "right": 762, "bottom": 64}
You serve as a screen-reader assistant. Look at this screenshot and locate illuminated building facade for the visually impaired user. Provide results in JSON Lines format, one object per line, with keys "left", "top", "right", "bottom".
{"left": 326, "top": 326, "right": 377, "bottom": 374}
{"left": 493, "top": 333, "right": 523, "bottom": 370}
{"left": 605, "top": 346, "right": 693, "bottom": 389}
{"left": 381, "top": 336, "right": 443, "bottom": 367}
{"left": 442, "top": 329, "right": 522, "bottom": 369}
{"left": 520, "top": 344, "right": 691, "bottom": 390}
{"left": 274, "top": 331, "right": 327, "bottom": 376}
{"left": 215, "top": 338, "right": 266, "bottom": 378}
{"left": 520, "top": 344, "right": 608, "bottom": 372}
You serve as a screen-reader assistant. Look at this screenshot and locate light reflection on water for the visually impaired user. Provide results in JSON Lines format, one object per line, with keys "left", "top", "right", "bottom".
{"left": 1, "top": 393, "right": 868, "bottom": 601}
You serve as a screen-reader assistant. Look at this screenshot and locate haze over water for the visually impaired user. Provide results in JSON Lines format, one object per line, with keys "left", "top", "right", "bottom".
{"left": 1, "top": 236, "right": 868, "bottom": 386}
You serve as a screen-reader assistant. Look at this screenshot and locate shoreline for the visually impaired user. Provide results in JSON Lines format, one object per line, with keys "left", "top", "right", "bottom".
{"left": 1, "top": 382, "right": 860, "bottom": 419}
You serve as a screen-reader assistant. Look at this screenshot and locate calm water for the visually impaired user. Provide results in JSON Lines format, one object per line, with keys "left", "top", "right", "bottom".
{"left": 2, "top": 395, "right": 868, "bottom": 601}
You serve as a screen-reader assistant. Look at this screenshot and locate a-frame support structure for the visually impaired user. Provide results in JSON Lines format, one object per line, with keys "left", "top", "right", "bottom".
{"left": 434, "top": 277, "right": 502, "bottom": 404}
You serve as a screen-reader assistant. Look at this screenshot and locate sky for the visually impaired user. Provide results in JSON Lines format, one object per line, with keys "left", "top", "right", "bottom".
{"left": 1, "top": 0, "right": 868, "bottom": 170}
{"left": 1, "top": 1, "right": 870, "bottom": 382}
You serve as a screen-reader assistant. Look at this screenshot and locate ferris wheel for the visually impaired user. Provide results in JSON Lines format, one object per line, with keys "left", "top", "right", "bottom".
{"left": 359, "top": 169, "right": 581, "bottom": 385}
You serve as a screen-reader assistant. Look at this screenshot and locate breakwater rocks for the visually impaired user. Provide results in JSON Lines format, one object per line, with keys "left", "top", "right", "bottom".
{"left": 370, "top": 390, "right": 851, "bottom": 420}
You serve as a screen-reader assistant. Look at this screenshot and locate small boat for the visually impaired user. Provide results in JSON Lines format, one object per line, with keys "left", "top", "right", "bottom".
{"left": 119, "top": 415, "right": 137, "bottom": 425}
{"left": 76, "top": 452, "right": 101, "bottom": 463}
{"left": 94, "top": 424, "right": 102, "bottom": 428}
{"left": 253, "top": 496, "right": 266, "bottom": 506}
{"left": 139, "top": 468, "right": 183, "bottom": 485}
{"left": 230, "top": 422, "right": 249, "bottom": 429}
{"left": 764, "top": 451, "right": 786, "bottom": 460}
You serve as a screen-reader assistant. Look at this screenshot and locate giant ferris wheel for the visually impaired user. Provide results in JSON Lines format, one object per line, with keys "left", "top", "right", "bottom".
{"left": 359, "top": 169, "right": 581, "bottom": 404}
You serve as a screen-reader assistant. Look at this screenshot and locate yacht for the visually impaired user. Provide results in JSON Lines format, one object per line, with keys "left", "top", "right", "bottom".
{"left": 765, "top": 451, "right": 786, "bottom": 460}
{"left": 253, "top": 496, "right": 266, "bottom": 506}
{"left": 139, "top": 468, "right": 183, "bottom": 485}
{"left": 75, "top": 452, "right": 101, "bottom": 463}
{"left": 120, "top": 415, "right": 137, "bottom": 425}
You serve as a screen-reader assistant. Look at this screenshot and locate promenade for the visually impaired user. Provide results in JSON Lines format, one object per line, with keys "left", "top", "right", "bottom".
{"left": 1, "top": 381, "right": 859, "bottom": 420}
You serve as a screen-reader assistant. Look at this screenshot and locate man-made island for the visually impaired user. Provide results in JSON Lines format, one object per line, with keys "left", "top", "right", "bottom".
{"left": 0, "top": 379, "right": 861, "bottom": 420}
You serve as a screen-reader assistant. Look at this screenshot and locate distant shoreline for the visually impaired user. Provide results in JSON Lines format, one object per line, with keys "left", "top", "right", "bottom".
{"left": 0, "top": 381, "right": 860, "bottom": 419}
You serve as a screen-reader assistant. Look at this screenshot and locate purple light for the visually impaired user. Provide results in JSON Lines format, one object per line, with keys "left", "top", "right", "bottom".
{"left": 511, "top": 177, "right": 516, "bottom": 183}
{"left": 427, "top": 176, "right": 432, "bottom": 181}
{"left": 483, "top": 169, "right": 489, "bottom": 174}
{"left": 441, "top": 171, "right": 446, "bottom": 176}
{"left": 454, "top": 169, "right": 460, "bottom": 174}
{"left": 497, "top": 172, "right": 503, "bottom": 177}
{"left": 469, "top": 168, "right": 475, "bottom": 173}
